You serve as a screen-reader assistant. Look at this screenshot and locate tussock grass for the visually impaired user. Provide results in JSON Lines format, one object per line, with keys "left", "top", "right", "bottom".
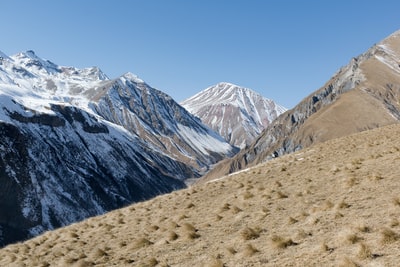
{"left": 354, "top": 222, "right": 370, "bottom": 233}
{"left": 336, "top": 199, "right": 351, "bottom": 209}
{"left": 287, "top": 216, "right": 298, "bottom": 224}
{"left": 270, "top": 235, "right": 297, "bottom": 249}
{"left": 346, "top": 233, "right": 361, "bottom": 244}
{"left": 182, "top": 222, "right": 197, "bottom": 232}
{"left": 220, "top": 203, "right": 230, "bottom": 211}
{"left": 337, "top": 257, "right": 360, "bottom": 267}
{"left": 392, "top": 197, "right": 400, "bottom": 206}
{"left": 91, "top": 247, "right": 107, "bottom": 258}
{"left": 389, "top": 218, "right": 399, "bottom": 227}
{"left": 132, "top": 237, "right": 153, "bottom": 249}
{"left": 323, "top": 199, "right": 334, "bottom": 209}
{"left": 368, "top": 172, "right": 384, "bottom": 180}
{"left": 276, "top": 191, "right": 288, "bottom": 199}
{"left": 186, "top": 202, "right": 195, "bottom": 209}
{"left": 357, "top": 242, "right": 372, "bottom": 260}
{"left": 380, "top": 228, "right": 400, "bottom": 244}
{"left": 231, "top": 205, "right": 242, "bottom": 214}
{"left": 320, "top": 242, "right": 334, "bottom": 253}
{"left": 242, "top": 191, "right": 254, "bottom": 200}
{"left": 144, "top": 257, "right": 159, "bottom": 267}
{"left": 185, "top": 231, "right": 201, "bottom": 240}
{"left": 241, "top": 244, "right": 259, "bottom": 256}
{"left": 240, "top": 227, "right": 261, "bottom": 240}
{"left": 225, "top": 246, "right": 237, "bottom": 255}
{"left": 204, "top": 258, "right": 224, "bottom": 267}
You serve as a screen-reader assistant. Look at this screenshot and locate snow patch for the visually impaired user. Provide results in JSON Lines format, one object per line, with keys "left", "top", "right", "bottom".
{"left": 178, "top": 124, "right": 232, "bottom": 155}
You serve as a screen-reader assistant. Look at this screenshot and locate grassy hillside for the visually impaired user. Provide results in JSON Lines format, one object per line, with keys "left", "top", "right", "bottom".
{"left": 1, "top": 123, "right": 400, "bottom": 266}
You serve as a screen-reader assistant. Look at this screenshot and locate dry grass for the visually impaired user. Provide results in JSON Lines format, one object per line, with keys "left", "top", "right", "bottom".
{"left": 380, "top": 228, "right": 400, "bottom": 244}
{"left": 132, "top": 237, "right": 153, "bottom": 249}
{"left": 241, "top": 244, "right": 259, "bottom": 257}
{"left": 240, "top": 227, "right": 261, "bottom": 240}
{"left": 1, "top": 124, "right": 400, "bottom": 266}
{"left": 338, "top": 257, "right": 360, "bottom": 267}
{"left": 357, "top": 242, "right": 372, "bottom": 260}
{"left": 270, "top": 235, "right": 297, "bottom": 249}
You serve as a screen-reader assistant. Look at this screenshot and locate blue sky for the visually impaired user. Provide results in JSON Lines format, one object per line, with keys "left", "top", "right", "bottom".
{"left": 2, "top": 1, "right": 400, "bottom": 108}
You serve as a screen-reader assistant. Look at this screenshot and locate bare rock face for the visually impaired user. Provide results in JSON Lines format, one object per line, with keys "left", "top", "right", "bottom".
{"left": 0, "top": 51, "right": 237, "bottom": 247}
{"left": 201, "top": 30, "right": 400, "bottom": 182}
{"left": 181, "top": 82, "right": 286, "bottom": 148}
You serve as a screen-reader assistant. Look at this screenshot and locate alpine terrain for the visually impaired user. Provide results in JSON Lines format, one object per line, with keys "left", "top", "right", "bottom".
{"left": 202, "top": 29, "right": 400, "bottom": 182}
{"left": 1, "top": 123, "right": 400, "bottom": 266}
{"left": 181, "top": 82, "right": 286, "bottom": 148}
{"left": 0, "top": 50, "right": 237, "bottom": 246}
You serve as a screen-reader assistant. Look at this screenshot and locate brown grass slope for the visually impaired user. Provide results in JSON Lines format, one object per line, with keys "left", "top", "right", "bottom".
{"left": 201, "top": 30, "right": 400, "bottom": 182}
{"left": 1, "top": 123, "right": 400, "bottom": 266}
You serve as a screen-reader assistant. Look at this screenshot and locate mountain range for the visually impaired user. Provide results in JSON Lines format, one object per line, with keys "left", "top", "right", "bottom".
{"left": 0, "top": 50, "right": 237, "bottom": 246}
{"left": 181, "top": 82, "right": 286, "bottom": 148}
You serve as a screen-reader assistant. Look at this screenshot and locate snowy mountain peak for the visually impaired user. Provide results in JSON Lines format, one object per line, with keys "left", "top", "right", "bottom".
{"left": 79, "top": 66, "right": 109, "bottom": 81}
{"left": 11, "top": 50, "right": 60, "bottom": 75}
{"left": 21, "top": 50, "right": 37, "bottom": 58}
{"left": 216, "top": 81, "right": 238, "bottom": 88}
{"left": 121, "top": 72, "right": 145, "bottom": 84}
{"left": 181, "top": 83, "right": 287, "bottom": 148}
{"left": 205, "top": 82, "right": 247, "bottom": 95}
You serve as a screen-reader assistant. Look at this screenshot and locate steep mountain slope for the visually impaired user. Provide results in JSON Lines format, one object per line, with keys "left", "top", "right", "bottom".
{"left": 0, "top": 50, "right": 237, "bottom": 246}
{"left": 201, "top": 30, "right": 400, "bottom": 181}
{"left": 181, "top": 82, "right": 286, "bottom": 148}
{"left": 2, "top": 123, "right": 400, "bottom": 266}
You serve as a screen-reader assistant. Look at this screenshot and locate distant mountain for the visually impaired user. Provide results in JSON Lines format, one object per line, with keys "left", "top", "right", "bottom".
{"left": 0, "top": 50, "right": 237, "bottom": 246}
{"left": 181, "top": 82, "right": 286, "bottom": 148}
{"left": 201, "top": 29, "right": 400, "bottom": 182}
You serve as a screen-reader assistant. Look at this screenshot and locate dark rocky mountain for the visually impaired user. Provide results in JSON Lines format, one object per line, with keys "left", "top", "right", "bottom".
{"left": 201, "top": 30, "right": 400, "bottom": 182}
{"left": 0, "top": 50, "right": 237, "bottom": 246}
{"left": 181, "top": 82, "right": 286, "bottom": 148}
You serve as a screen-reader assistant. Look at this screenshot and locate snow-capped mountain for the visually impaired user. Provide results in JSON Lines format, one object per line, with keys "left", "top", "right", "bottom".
{"left": 0, "top": 50, "right": 237, "bottom": 246}
{"left": 181, "top": 82, "right": 286, "bottom": 148}
{"left": 202, "top": 29, "right": 400, "bottom": 182}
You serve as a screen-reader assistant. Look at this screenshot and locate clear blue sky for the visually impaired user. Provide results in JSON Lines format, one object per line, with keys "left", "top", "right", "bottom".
{"left": 2, "top": 0, "right": 400, "bottom": 108}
